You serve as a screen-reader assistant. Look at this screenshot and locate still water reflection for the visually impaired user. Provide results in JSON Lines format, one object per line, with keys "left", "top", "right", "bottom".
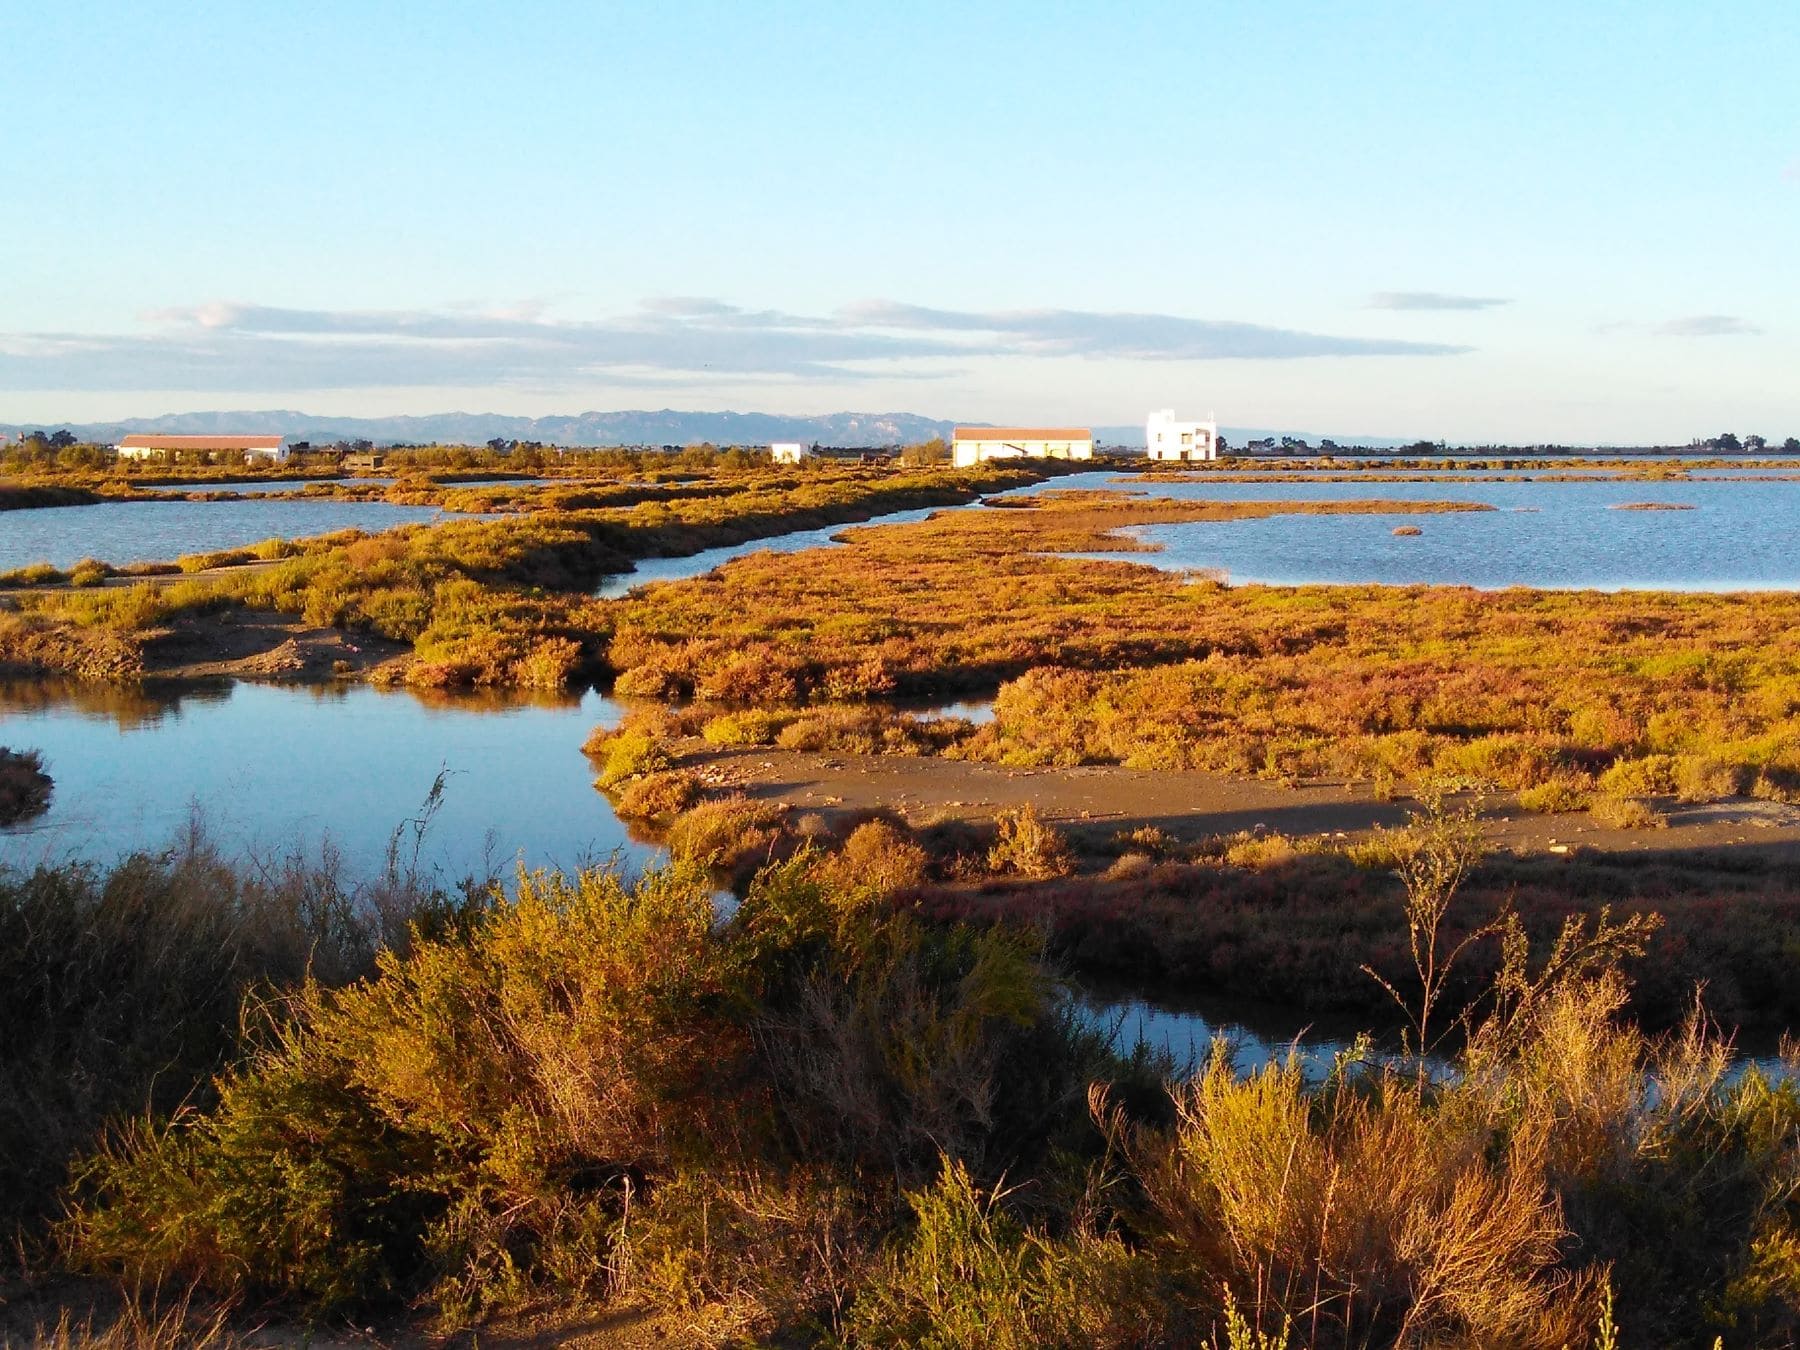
{"left": 0, "top": 681, "right": 650, "bottom": 881}
{"left": 0, "top": 499, "right": 474, "bottom": 571}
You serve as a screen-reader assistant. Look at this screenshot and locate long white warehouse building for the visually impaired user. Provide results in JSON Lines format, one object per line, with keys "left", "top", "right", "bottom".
{"left": 951, "top": 426, "right": 1094, "bottom": 468}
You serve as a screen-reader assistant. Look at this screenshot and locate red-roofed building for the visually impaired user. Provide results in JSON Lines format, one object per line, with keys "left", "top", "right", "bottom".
{"left": 115, "top": 434, "right": 289, "bottom": 465}
{"left": 950, "top": 427, "right": 1093, "bottom": 468}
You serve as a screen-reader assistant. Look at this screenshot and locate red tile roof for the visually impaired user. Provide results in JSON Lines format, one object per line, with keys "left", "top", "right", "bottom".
{"left": 951, "top": 427, "right": 1092, "bottom": 441}
{"left": 117, "top": 434, "right": 286, "bottom": 450}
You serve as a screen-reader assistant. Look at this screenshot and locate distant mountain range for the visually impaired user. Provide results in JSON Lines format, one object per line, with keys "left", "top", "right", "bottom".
{"left": 2, "top": 409, "right": 960, "bottom": 449}
{"left": 0, "top": 408, "right": 1416, "bottom": 450}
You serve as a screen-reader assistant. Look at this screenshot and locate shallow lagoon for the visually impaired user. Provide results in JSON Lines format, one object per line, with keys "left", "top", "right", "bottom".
{"left": 0, "top": 682, "right": 646, "bottom": 881}
{"left": 1071, "top": 471, "right": 1800, "bottom": 590}
{"left": 0, "top": 498, "right": 472, "bottom": 571}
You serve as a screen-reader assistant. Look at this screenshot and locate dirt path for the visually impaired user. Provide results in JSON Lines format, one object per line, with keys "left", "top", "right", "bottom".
{"left": 683, "top": 742, "right": 1800, "bottom": 860}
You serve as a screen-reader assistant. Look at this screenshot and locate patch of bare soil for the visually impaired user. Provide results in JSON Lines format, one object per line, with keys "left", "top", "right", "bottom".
{"left": 140, "top": 609, "right": 407, "bottom": 682}
{"left": 685, "top": 742, "right": 1800, "bottom": 862}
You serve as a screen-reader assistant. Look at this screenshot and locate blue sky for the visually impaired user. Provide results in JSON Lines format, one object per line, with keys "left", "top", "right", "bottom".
{"left": 2, "top": 1, "right": 1795, "bottom": 441}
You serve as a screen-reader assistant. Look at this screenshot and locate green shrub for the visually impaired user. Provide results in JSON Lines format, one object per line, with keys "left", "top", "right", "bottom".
{"left": 1598, "top": 754, "right": 1678, "bottom": 799}
{"left": 67, "top": 558, "right": 114, "bottom": 589}
{"left": 587, "top": 728, "right": 673, "bottom": 787}
{"left": 1517, "top": 773, "right": 1594, "bottom": 814}
{"left": 0, "top": 561, "right": 66, "bottom": 588}
{"left": 701, "top": 708, "right": 795, "bottom": 747}
{"left": 664, "top": 795, "right": 785, "bottom": 873}
{"left": 612, "top": 769, "right": 704, "bottom": 822}
{"left": 65, "top": 865, "right": 737, "bottom": 1313}
{"left": 59, "top": 852, "right": 1114, "bottom": 1324}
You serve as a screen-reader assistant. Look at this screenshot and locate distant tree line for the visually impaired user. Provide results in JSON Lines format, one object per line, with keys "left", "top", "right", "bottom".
{"left": 0, "top": 428, "right": 111, "bottom": 471}
{"left": 1697, "top": 432, "right": 1800, "bottom": 453}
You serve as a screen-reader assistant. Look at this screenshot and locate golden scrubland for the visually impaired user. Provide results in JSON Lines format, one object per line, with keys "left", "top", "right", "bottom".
{"left": 602, "top": 489, "right": 1800, "bottom": 811}
{"left": 0, "top": 462, "right": 1055, "bottom": 685}
{"left": 7, "top": 810, "right": 1800, "bottom": 1347}
{"left": 13, "top": 472, "right": 1800, "bottom": 1344}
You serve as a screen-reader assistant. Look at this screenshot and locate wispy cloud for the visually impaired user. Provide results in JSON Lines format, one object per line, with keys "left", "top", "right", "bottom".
{"left": 844, "top": 302, "right": 1467, "bottom": 359}
{"left": 0, "top": 298, "right": 1468, "bottom": 393}
{"left": 1650, "top": 315, "right": 1762, "bottom": 338}
{"left": 1366, "top": 291, "right": 1511, "bottom": 311}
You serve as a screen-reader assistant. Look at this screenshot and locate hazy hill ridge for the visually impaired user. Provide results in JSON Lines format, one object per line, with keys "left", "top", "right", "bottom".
{"left": 2, "top": 409, "right": 962, "bottom": 449}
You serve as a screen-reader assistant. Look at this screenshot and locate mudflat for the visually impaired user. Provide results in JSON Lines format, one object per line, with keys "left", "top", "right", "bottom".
{"left": 687, "top": 739, "right": 1800, "bottom": 861}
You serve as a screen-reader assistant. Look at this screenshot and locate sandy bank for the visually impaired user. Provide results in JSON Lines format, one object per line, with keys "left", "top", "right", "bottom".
{"left": 679, "top": 741, "right": 1800, "bottom": 861}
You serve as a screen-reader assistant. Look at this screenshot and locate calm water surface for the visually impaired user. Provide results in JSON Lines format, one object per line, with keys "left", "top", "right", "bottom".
{"left": 1068, "top": 471, "right": 1800, "bottom": 590}
{"left": 0, "top": 682, "right": 649, "bottom": 881}
{"left": 595, "top": 504, "right": 969, "bottom": 596}
{"left": 1, "top": 498, "right": 473, "bottom": 571}
{"left": 142, "top": 478, "right": 394, "bottom": 494}
{"left": 593, "top": 476, "right": 1083, "bottom": 596}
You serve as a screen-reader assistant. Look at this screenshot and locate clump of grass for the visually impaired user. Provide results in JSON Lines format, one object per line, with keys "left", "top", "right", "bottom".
{"left": 176, "top": 548, "right": 257, "bottom": 574}
{"left": 1221, "top": 831, "right": 1301, "bottom": 870}
{"left": 1517, "top": 773, "right": 1594, "bottom": 814}
{"left": 776, "top": 706, "right": 887, "bottom": 754}
{"left": 1673, "top": 754, "right": 1745, "bottom": 802}
{"left": 1104, "top": 852, "right": 1157, "bottom": 881}
{"left": 19, "top": 1292, "right": 238, "bottom": 1349}
{"left": 846, "top": 1158, "right": 1179, "bottom": 1348}
{"left": 1589, "top": 794, "right": 1668, "bottom": 829}
{"left": 1112, "top": 824, "right": 1178, "bottom": 859}
{"left": 1342, "top": 827, "right": 1414, "bottom": 869}
{"left": 988, "top": 806, "right": 1077, "bottom": 880}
